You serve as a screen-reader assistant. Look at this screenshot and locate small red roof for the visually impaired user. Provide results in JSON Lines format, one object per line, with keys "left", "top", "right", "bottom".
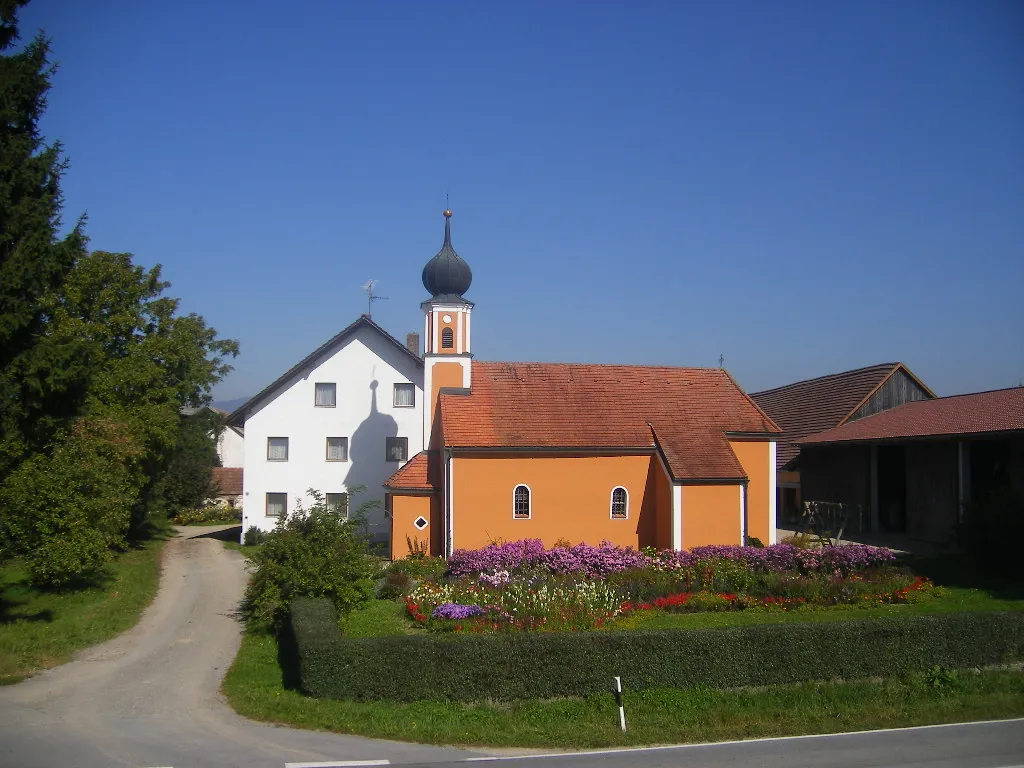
{"left": 800, "top": 387, "right": 1024, "bottom": 445}
{"left": 211, "top": 467, "right": 243, "bottom": 496}
{"left": 439, "top": 362, "right": 780, "bottom": 481}
{"left": 384, "top": 451, "right": 435, "bottom": 491}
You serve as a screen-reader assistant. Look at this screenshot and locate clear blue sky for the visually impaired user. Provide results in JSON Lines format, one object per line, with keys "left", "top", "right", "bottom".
{"left": 20, "top": 0, "right": 1024, "bottom": 401}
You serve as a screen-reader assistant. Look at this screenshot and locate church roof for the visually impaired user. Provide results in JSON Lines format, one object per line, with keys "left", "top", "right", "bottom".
{"left": 421, "top": 210, "right": 472, "bottom": 303}
{"left": 384, "top": 451, "right": 435, "bottom": 491}
{"left": 438, "top": 361, "right": 780, "bottom": 481}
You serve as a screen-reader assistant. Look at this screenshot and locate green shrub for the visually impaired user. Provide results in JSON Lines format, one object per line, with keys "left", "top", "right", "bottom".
{"left": 605, "top": 567, "right": 686, "bottom": 602}
{"left": 386, "top": 555, "right": 447, "bottom": 581}
{"left": 171, "top": 504, "right": 241, "bottom": 525}
{"left": 377, "top": 571, "right": 413, "bottom": 600}
{"left": 243, "top": 526, "right": 270, "bottom": 547}
{"left": 289, "top": 600, "right": 1024, "bottom": 703}
{"left": 244, "top": 491, "right": 375, "bottom": 628}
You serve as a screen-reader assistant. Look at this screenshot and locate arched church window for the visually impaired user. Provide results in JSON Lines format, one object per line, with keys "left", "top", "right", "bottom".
{"left": 513, "top": 484, "right": 531, "bottom": 519}
{"left": 610, "top": 487, "right": 628, "bottom": 519}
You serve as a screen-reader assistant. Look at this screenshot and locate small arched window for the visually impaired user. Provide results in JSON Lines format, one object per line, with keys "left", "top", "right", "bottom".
{"left": 441, "top": 327, "right": 454, "bottom": 349}
{"left": 513, "top": 484, "right": 531, "bottom": 519}
{"left": 610, "top": 487, "right": 628, "bottom": 519}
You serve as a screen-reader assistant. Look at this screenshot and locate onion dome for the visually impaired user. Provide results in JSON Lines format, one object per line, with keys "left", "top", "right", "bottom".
{"left": 421, "top": 209, "right": 472, "bottom": 302}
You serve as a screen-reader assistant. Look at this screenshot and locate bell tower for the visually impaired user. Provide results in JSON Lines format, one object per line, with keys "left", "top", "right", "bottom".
{"left": 420, "top": 209, "right": 473, "bottom": 443}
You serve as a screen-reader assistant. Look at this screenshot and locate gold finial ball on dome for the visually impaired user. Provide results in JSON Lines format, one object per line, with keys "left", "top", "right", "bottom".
{"left": 443, "top": 209, "right": 452, "bottom": 218}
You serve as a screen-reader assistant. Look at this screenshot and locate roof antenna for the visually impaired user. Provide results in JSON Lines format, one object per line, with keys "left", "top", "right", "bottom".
{"left": 360, "top": 279, "right": 389, "bottom": 320}
{"left": 718, "top": 353, "right": 725, "bottom": 369}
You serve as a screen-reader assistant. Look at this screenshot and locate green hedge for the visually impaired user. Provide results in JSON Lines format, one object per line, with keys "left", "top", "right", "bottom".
{"left": 289, "top": 597, "right": 1024, "bottom": 703}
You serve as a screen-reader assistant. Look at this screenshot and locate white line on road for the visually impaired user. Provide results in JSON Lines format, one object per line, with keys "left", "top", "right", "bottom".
{"left": 284, "top": 761, "right": 390, "bottom": 768}
{"left": 463, "top": 717, "right": 1024, "bottom": 761}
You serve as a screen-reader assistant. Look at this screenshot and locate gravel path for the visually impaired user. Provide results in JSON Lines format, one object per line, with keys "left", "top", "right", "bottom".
{"left": 0, "top": 526, "right": 475, "bottom": 768}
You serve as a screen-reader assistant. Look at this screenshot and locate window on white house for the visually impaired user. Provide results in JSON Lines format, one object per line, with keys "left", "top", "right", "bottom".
{"left": 326, "top": 492, "right": 349, "bottom": 519}
{"left": 326, "top": 437, "right": 348, "bottom": 461}
{"left": 611, "top": 487, "right": 628, "bottom": 519}
{"left": 314, "top": 382, "right": 336, "bottom": 407}
{"left": 393, "top": 383, "right": 415, "bottom": 407}
{"left": 513, "top": 484, "right": 531, "bottom": 519}
{"left": 386, "top": 436, "right": 408, "bottom": 462}
{"left": 266, "top": 492, "right": 286, "bottom": 517}
{"left": 267, "top": 436, "right": 289, "bottom": 461}
{"left": 441, "top": 327, "right": 454, "bottom": 349}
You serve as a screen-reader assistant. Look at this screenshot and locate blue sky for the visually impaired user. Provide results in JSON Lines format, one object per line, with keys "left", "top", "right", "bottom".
{"left": 20, "top": 0, "right": 1024, "bottom": 401}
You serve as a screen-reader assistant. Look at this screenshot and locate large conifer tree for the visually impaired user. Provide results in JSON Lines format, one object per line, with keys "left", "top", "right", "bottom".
{"left": 0, "top": 0, "right": 87, "bottom": 477}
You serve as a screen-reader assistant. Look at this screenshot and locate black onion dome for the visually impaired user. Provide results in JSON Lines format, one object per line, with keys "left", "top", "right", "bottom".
{"left": 421, "top": 210, "right": 472, "bottom": 301}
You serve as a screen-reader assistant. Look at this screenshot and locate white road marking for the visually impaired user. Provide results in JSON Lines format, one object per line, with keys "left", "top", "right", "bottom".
{"left": 285, "top": 761, "right": 390, "bottom": 768}
{"left": 463, "top": 717, "right": 1024, "bottom": 761}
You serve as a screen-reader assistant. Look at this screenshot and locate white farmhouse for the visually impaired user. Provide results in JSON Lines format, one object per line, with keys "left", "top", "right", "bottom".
{"left": 227, "top": 316, "right": 424, "bottom": 543}
{"left": 214, "top": 420, "right": 245, "bottom": 468}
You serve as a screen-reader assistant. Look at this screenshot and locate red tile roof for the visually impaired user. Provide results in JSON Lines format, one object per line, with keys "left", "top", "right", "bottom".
{"left": 211, "top": 467, "right": 243, "bottom": 496}
{"left": 384, "top": 451, "right": 435, "bottom": 490}
{"left": 438, "top": 362, "right": 780, "bottom": 481}
{"left": 801, "top": 387, "right": 1024, "bottom": 445}
{"left": 750, "top": 363, "right": 931, "bottom": 469}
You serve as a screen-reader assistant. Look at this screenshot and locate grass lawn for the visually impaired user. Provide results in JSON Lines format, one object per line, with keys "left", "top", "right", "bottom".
{"left": 0, "top": 538, "right": 165, "bottom": 684}
{"left": 223, "top": 628, "right": 1024, "bottom": 748}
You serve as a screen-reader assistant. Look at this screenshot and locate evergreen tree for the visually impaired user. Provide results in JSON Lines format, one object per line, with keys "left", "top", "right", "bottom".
{"left": 0, "top": 0, "right": 87, "bottom": 477}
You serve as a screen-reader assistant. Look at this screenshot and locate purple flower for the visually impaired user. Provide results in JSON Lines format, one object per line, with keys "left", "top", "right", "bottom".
{"left": 432, "top": 603, "right": 485, "bottom": 620}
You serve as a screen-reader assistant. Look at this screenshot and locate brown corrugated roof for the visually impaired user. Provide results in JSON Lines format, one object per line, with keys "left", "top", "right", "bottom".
{"left": 438, "top": 362, "right": 780, "bottom": 481}
{"left": 751, "top": 363, "right": 920, "bottom": 470}
{"left": 211, "top": 467, "right": 243, "bottom": 496}
{"left": 384, "top": 451, "right": 435, "bottom": 490}
{"left": 801, "top": 387, "right": 1024, "bottom": 445}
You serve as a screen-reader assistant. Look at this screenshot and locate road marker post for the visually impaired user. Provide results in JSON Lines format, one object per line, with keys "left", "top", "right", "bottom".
{"left": 613, "top": 676, "right": 626, "bottom": 732}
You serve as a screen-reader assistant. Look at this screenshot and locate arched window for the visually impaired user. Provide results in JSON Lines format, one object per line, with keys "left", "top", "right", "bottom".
{"left": 441, "top": 327, "right": 454, "bottom": 349}
{"left": 513, "top": 484, "right": 531, "bottom": 519}
{"left": 610, "top": 486, "right": 628, "bottom": 519}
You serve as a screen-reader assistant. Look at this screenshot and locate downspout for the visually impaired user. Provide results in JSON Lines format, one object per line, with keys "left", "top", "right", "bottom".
{"left": 741, "top": 479, "right": 749, "bottom": 546}
{"left": 444, "top": 447, "right": 453, "bottom": 558}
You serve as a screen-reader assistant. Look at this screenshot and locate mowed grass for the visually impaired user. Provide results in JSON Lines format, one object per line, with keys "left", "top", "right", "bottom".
{"left": 0, "top": 539, "right": 165, "bottom": 684}
{"left": 222, "top": 628, "right": 1024, "bottom": 748}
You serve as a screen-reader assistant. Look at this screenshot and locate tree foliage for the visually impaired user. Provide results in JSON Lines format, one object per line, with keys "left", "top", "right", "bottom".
{"left": 0, "top": 3, "right": 239, "bottom": 586}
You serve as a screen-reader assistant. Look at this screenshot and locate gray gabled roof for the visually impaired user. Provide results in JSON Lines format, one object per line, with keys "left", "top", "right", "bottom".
{"left": 227, "top": 315, "right": 422, "bottom": 426}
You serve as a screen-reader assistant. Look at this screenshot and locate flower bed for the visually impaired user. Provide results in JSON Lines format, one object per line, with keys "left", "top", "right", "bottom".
{"left": 399, "top": 540, "right": 929, "bottom": 634}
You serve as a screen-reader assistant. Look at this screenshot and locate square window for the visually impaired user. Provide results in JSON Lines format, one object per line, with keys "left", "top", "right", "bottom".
{"left": 386, "top": 436, "right": 408, "bottom": 462}
{"left": 314, "top": 382, "right": 336, "bottom": 407}
{"left": 393, "top": 383, "right": 415, "bottom": 407}
{"left": 266, "top": 492, "right": 287, "bottom": 517}
{"left": 326, "top": 492, "right": 349, "bottom": 519}
{"left": 326, "top": 437, "right": 349, "bottom": 461}
{"left": 267, "top": 436, "right": 289, "bottom": 461}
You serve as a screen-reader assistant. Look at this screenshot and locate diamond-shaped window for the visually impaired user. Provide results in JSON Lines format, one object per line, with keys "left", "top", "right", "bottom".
{"left": 413, "top": 516, "right": 428, "bottom": 530}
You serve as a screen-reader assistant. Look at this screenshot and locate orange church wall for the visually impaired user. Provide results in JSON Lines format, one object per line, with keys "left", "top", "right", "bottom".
{"left": 729, "top": 440, "right": 772, "bottom": 545}
{"left": 451, "top": 454, "right": 658, "bottom": 551}
{"left": 682, "top": 484, "right": 742, "bottom": 547}
{"left": 428, "top": 362, "right": 465, "bottom": 449}
{"left": 389, "top": 494, "right": 437, "bottom": 560}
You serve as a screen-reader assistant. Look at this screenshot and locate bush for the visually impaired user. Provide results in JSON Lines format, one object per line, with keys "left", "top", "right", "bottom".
{"left": 171, "top": 504, "right": 241, "bottom": 525}
{"left": 244, "top": 491, "right": 375, "bottom": 628}
{"left": 289, "top": 601, "right": 1024, "bottom": 703}
{"left": 243, "top": 526, "right": 270, "bottom": 547}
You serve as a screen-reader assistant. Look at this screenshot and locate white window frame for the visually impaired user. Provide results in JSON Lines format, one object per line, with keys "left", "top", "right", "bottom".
{"left": 267, "top": 436, "right": 289, "bottom": 461}
{"left": 325, "top": 436, "right": 349, "bottom": 462}
{"left": 393, "top": 382, "right": 416, "bottom": 408}
{"left": 325, "top": 492, "right": 349, "bottom": 519}
{"left": 266, "top": 492, "right": 287, "bottom": 517}
{"left": 314, "top": 382, "right": 337, "bottom": 407}
{"left": 610, "top": 486, "right": 629, "bottom": 519}
{"left": 513, "top": 484, "right": 531, "bottom": 520}
{"left": 386, "top": 436, "right": 408, "bottom": 462}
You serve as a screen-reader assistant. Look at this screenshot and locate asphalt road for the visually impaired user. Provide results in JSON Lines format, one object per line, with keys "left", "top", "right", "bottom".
{"left": 0, "top": 525, "right": 1021, "bottom": 768}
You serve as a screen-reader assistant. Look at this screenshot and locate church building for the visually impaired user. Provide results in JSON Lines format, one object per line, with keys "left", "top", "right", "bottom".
{"left": 386, "top": 211, "right": 782, "bottom": 558}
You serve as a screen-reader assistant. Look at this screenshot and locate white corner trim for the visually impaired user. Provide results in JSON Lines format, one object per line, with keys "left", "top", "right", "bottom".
{"left": 672, "top": 483, "right": 683, "bottom": 551}
{"left": 768, "top": 441, "right": 778, "bottom": 545}
{"left": 739, "top": 484, "right": 746, "bottom": 546}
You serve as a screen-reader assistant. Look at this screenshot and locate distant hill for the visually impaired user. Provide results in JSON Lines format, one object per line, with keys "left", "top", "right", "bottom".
{"left": 213, "top": 396, "right": 250, "bottom": 413}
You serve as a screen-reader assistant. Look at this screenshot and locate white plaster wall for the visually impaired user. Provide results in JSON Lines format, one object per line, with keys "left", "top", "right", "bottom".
{"left": 240, "top": 325, "right": 423, "bottom": 542}
{"left": 216, "top": 427, "right": 245, "bottom": 468}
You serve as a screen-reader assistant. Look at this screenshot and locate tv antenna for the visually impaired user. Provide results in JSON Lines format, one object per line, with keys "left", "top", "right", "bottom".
{"left": 360, "top": 280, "right": 388, "bottom": 319}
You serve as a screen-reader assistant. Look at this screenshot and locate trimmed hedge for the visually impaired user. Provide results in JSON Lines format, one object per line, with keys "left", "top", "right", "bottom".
{"left": 289, "top": 597, "right": 1024, "bottom": 703}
